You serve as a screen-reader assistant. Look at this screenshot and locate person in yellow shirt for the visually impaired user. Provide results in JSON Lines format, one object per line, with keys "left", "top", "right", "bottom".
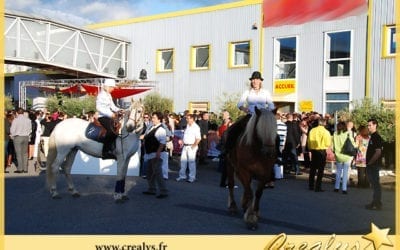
{"left": 307, "top": 118, "right": 332, "bottom": 192}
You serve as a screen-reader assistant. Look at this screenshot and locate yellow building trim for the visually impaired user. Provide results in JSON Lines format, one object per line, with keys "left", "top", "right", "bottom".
{"left": 189, "top": 44, "right": 211, "bottom": 71}
{"left": 0, "top": 0, "right": 5, "bottom": 239}
{"left": 155, "top": 48, "right": 175, "bottom": 73}
{"left": 259, "top": 4, "right": 265, "bottom": 72}
{"left": 86, "top": 0, "right": 263, "bottom": 30}
{"left": 395, "top": 0, "right": 400, "bottom": 246}
{"left": 365, "top": 0, "right": 373, "bottom": 98}
{"left": 228, "top": 40, "right": 252, "bottom": 69}
{"left": 381, "top": 24, "right": 396, "bottom": 58}
{"left": 189, "top": 101, "right": 210, "bottom": 113}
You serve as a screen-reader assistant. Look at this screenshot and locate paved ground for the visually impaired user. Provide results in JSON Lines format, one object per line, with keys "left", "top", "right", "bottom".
{"left": 4, "top": 156, "right": 396, "bottom": 235}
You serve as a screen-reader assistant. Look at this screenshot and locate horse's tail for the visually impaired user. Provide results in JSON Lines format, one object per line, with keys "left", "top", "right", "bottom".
{"left": 46, "top": 132, "right": 57, "bottom": 187}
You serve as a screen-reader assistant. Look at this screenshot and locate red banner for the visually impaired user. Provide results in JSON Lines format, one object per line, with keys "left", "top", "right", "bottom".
{"left": 60, "top": 84, "right": 82, "bottom": 94}
{"left": 29, "top": 84, "right": 151, "bottom": 99}
{"left": 81, "top": 84, "right": 151, "bottom": 99}
{"left": 263, "top": 0, "right": 367, "bottom": 27}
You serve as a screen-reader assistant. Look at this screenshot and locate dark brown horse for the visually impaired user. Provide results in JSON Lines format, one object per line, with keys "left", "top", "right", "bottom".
{"left": 226, "top": 107, "right": 277, "bottom": 230}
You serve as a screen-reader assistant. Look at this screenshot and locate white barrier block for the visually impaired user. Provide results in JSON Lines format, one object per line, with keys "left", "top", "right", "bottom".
{"left": 71, "top": 150, "right": 140, "bottom": 176}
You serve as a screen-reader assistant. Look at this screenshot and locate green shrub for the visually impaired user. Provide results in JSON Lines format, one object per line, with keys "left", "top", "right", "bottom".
{"left": 217, "top": 92, "right": 246, "bottom": 123}
{"left": 350, "top": 98, "right": 395, "bottom": 142}
{"left": 336, "top": 98, "right": 395, "bottom": 143}
{"left": 46, "top": 95, "right": 96, "bottom": 117}
{"left": 4, "top": 96, "right": 14, "bottom": 111}
{"left": 143, "top": 92, "right": 173, "bottom": 114}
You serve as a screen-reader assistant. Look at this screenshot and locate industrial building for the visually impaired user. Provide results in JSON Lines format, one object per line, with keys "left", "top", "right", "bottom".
{"left": 5, "top": 0, "right": 396, "bottom": 114}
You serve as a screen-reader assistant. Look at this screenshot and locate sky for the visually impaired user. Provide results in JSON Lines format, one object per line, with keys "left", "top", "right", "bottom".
{"left": 6, "top": 0, "right": 239, "bottom": 27}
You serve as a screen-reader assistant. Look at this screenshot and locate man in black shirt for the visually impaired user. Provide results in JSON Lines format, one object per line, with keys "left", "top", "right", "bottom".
{"left": 283, "top": 113, "right": 301, "bottom": 175}
{"left": 365, "top": 118, "right": 384, "bottom": 210}
{"left": 142, "top": 112, "right": 168, "bottom": 199}
{"left": 197, "top": 112, "right": 210, "bottom": 165}
{"left": 40, "top": 113, "right": 60, "bottom": 157}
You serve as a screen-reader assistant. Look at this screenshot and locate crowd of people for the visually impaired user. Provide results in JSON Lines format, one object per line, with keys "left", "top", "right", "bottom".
{"left": 4, "top": 108, "right": 66, "bottom": 174}
{"left": 4, "top": 75, "right": 386, "bottom": 211}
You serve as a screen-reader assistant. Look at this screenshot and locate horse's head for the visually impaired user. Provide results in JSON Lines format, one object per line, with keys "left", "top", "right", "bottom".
{"left": 125, "top": 99, "right": 144, "bottom": 134}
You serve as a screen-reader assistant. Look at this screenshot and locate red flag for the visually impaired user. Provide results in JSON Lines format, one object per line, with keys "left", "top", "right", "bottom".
{"left": 263, "top": 0, "right": 367, "bottom": 27}
{"left": 81, "top": 84, "right": 151, "bottom": 99}
{"left": 111, "top": 87, "right": 151, "bottom": 99}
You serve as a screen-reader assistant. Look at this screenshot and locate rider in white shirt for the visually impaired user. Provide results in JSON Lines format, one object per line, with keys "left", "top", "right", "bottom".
{"left": 96, "top": 78, "right": 121, "bottom": 159}
{"left": 225, "top": 71, "right": 275, "bottom": 152}
{"left": 237, "top": 71, "right": 275, "bottom": 114}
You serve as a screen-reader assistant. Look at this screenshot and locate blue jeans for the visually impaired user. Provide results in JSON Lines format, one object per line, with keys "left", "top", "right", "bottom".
{"left": 366, "top": 164, "right": 381, "bottom": 205}
{"left": 283, "top": 147, "right": 299, "bottom": 174}
{"left": 335, "top": 161, "right": 350, "bottom": 191}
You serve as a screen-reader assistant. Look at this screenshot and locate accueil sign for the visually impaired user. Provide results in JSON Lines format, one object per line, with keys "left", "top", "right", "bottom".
{"left": 273, "top": 79, "right": 296, "bottom": 94}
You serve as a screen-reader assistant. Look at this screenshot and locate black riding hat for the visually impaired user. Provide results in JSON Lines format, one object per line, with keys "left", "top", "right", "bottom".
{"left": 249, "top": 71, "right": 264, "bottom": 81}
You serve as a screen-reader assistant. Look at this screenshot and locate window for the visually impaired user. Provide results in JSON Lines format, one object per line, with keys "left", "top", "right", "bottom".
{"left": 325, "top": 93, "right": 349, "bottom": 114}
{"left": 156, "top": 48, "right": 174, "bottom": 72}
{"left": 274, "top": 37, "right": 297, "bottom": 79}
{"left": 382, "top": 25, "right": 396, "bottom": 57}
{"left": 229, "top": 41, "right": 251, "bottom": 68}
{"left": 189, "top": 102, "right": 209, "bottom": 113}
{"left": 325, "top": 31, "right": 351, "bottom": 77}
{"left": 191, "top": 45, "right": 210, "bottom": 70}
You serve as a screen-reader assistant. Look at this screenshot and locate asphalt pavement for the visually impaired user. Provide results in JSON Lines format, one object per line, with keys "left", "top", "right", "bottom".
{"left": 4, "top": 156, "right": 395, "bottom": 235}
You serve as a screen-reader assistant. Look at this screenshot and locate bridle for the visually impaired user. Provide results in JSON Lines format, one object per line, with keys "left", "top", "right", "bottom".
{"left": 126, "top": 102, "right": 144, "bottom": 133}
{"left": 115, "top": 102, "right": 144, "bottom": 158}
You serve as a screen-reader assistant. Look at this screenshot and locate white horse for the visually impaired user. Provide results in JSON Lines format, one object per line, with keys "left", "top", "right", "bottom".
{"left": 46, "top": 99, "right": 144, "bottom": 202}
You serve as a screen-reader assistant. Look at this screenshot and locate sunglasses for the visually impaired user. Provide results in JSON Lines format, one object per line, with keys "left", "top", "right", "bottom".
{"left": 144, "top": 116, "right": 149, "bottom": 119}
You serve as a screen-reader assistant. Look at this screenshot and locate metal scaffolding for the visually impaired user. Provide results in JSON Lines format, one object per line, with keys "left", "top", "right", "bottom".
{"left": 19, "top": 78, "right": 156, "bottom": 109}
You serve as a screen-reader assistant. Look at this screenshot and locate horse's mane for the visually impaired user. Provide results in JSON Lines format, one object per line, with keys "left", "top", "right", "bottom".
{"left": 240, "top": 108, "right": 277, "bottom": 147}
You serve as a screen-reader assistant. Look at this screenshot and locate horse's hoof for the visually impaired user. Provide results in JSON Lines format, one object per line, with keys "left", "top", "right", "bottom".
{"left": 72, "top": 192, "right": 81, "bottom": 198}
{"left": 246, "top": 223, "right": 258, "bottom": 231}
{"left": 115, "top": 198, "right": 125, "bottom": 204}
{"left": 68, "top": 188, "right": 80, "bottom": 198}
{"left": 113, "top": 193, "right": 127, "bottom": 203}
{"left": 228, "top": 207, "right": 238, "bottom": 215}
{"left": 52, "top": 194, "right": 62, "bottom": 199}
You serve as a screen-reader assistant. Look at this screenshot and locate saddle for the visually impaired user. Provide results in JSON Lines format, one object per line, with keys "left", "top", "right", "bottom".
{"left": 85, "top": 118, "right": 121, "bottom": 142}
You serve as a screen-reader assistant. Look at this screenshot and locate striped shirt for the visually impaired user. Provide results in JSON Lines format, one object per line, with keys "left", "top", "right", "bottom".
{"left": 276, "top": 120, "right": 287, "bottom": 153}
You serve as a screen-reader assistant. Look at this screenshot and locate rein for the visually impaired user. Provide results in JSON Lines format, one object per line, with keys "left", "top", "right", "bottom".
{"left": 127, "top": 105, "right": 143, "bottom": 132}
{"left": 117, "top": 104, "right": 144, "bottom": 157}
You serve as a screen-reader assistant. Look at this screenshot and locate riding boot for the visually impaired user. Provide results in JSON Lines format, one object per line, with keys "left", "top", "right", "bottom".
{"left": 102, "top": 141, "right": 116, "bottom": 160}
{"left": 115, "top": 179, "right": 125, "bottom": 193}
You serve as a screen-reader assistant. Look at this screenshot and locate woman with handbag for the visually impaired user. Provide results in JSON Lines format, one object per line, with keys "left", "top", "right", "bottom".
{"left": 333, "top": 121, "right": 356, "bottom": 194}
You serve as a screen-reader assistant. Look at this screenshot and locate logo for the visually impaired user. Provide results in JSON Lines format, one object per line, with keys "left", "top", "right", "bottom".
{"left": 264, "top": 223, "right": 393, "bottom": 250}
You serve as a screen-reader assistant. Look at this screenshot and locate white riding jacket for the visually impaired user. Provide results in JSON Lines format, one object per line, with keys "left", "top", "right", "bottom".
{"left": 237, "top": 88, "right": 275, "bottom": 114}
{"left": 96, "top": 89, "right": 120, "bottom": 118}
